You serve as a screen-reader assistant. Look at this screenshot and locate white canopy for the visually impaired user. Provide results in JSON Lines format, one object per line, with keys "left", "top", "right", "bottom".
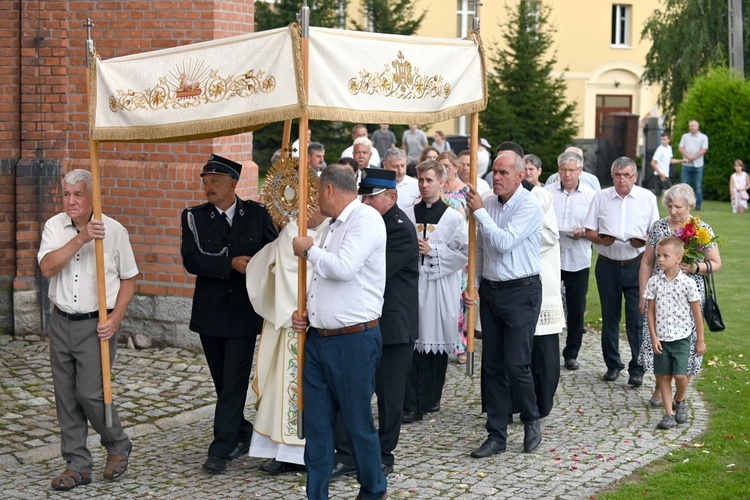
{"left": 90, "top": 24, "right": 486, "bottom": 143}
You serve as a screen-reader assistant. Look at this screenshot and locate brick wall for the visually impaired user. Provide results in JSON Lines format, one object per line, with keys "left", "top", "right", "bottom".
{"left": 0, "top": 2, "right": 21, "bottom": 332}
{"left": 7, "top": 1, "right": 260, "bottom": 340}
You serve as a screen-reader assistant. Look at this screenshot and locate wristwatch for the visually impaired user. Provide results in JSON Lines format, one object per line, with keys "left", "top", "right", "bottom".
{"left": 302, "top": 247, "right": 310, "bottom": 259}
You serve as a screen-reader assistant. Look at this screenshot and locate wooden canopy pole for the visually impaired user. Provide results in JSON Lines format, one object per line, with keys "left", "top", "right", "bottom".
{"left": 296, "top": 1, "right": 311, "bottom": 440}
{"left": 466, "top": 114, "right": 479, "bottom": 377}
{"left": 281, "top": 119, "right": 292, "bottom": 159}
{"left": 465, "top": 4, "right": 482, "bottom": 377}
{"left": 86, "top": 19, "right": 114, "bottom": 427}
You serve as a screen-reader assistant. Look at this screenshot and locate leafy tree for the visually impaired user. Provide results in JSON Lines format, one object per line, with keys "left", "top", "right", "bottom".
{"left": 253, "top": 1, "right": 350, "bottom": 174}
{"left": 351, "top": 0, "right": 426, "bottom": 35}
{"left": 641, "top": 0, "right": 750, "bottom": 126}
{"left": 479, "top": 1, "right": 577, "bottom": 177}
{"left": 673, "top": 67, "right": 750, "bottom": 201}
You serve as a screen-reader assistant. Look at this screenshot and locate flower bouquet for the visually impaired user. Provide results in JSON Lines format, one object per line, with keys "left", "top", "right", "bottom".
{"left": 675, "top": 217, "right": 719, "bottom": 264}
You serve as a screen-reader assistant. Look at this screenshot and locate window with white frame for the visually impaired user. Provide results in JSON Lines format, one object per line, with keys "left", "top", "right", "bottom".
{"left": 456, "top": 0, "right": 474, "bottom": 39}
{"left": 338, "top": 0, "right": 348, "bottom": 29}
{"left": 611, "top": 4, "right": 631, "bottom": 46}
{"left": 526, "top": 1, "right": 541, "bottom": 33}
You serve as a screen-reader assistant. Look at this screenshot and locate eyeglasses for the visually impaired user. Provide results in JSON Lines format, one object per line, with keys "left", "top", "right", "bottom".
{"left": 612, "top": 172, "right": 636, "bottom": 180}
{"left": 559, "top": 168, "right": 581, "bottom": 174}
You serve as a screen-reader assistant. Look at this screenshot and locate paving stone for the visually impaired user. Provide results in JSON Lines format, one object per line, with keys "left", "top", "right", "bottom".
{"left": 0, "top": 332, "right": 710, "bottom": 498}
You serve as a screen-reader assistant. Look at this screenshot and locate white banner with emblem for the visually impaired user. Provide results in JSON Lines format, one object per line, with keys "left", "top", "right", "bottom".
{"left": 90, "top": 24, "right": 486, "bottom": 142}
{"left": 90, "top": 26, "right": 304, "bottom": 143}
{"left": 307, "top": 27, "right": 486, "bottom": 125}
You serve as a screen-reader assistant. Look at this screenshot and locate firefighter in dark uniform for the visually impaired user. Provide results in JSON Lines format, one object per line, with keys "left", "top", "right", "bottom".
{"left": 332, "top": 168, "right": 419, "bottom": 478}
{"left": 180, "top": 154, "right": 278, "bottom": 474}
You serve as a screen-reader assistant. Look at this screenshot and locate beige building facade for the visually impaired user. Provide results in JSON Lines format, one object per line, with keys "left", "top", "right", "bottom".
{"left": 347, "top": 0, "right": 661, "bottom": 140}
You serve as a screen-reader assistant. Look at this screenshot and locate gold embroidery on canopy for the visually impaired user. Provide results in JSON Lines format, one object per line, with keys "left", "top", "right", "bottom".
{"left": 348, "top": 51, "right": 451, "bottom": 100}
{"left": 108, "top": 60, "right": 277, "bottom": 113}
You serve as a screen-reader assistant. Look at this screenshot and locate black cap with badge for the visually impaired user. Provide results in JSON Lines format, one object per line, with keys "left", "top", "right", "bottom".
{"left": 200, "top": 154, "right": 242, "bottom": 181}
{"left": 358, "top": 168, "right": 396, "bottom": 196}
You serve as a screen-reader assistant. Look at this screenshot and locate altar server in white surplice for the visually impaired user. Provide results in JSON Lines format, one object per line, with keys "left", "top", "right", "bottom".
{"left": 401, "top": 160, "right": 468, "bottom": 423}
{"left": 245, "top": 210, "right": 330, "bottom": 475}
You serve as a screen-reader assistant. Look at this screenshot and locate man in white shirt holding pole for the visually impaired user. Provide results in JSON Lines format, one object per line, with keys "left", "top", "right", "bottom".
{"left": 292, "top": 164, "right": 388, "bottom": 500}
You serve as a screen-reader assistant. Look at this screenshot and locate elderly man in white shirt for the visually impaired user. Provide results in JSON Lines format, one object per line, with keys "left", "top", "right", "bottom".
{"left": 352, "top": 137, "right": 380, "bottom": 170}
{"left": 292, "top": 164, "right": 388, "bottom": 500}
{"left": 544, "top": 151, "right": 596, "bottom": 371}
{"left": 341, "top": 124, "right": 382, "bottom": 166}
{"left": 584, "top": 157, "right": 659, "bottom": 388}
{"left": 39, "top": 169, "right": 138, "bottom": 490}
{"left": 382, "top": 147, "right": 419, "bottom": 209}
{"left": 544, "top": 146, "right": 602, "bottom": 192}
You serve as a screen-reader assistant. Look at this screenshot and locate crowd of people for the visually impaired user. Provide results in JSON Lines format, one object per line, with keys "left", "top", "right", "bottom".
{"left": 37, "top": 122, "right": 720, "bottom": 499}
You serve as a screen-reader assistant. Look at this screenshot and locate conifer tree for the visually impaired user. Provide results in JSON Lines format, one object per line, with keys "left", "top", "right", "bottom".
{"left": 480, "top": 1, "right": 577, "bottom": 175}
{"left": 351, "top": 0, "right": 426, "bottom": 35}
{"left": 255, "top": 0, "right": 343, "bottom": 32}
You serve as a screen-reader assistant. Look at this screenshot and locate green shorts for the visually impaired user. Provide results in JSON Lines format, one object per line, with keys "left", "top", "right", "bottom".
{"left": 653, "top": 337, "right": 691, "bottom": 376}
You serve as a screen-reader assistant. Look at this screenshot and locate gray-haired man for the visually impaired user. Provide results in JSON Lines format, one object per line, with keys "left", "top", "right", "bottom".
{"left": 382, "top": 147, "right": 419, "bottom": 209}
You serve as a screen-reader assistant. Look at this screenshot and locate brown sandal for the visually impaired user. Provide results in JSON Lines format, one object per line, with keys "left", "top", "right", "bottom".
{"left": 103, "top": 444, "right": 132, "bottom": 480}
{"left": 51, "top": 469, "right": 91, "bottom": 490}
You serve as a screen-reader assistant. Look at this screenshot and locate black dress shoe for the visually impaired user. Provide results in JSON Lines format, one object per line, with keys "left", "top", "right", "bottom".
{"left": 523, "top": 420, "right": 542, "bottom": 453}
{"left": 564, "top": 358, "right": 579, "bottom": 370}
{"left": 355, "top": 493, "right": 388, "bottom": 500}
{"left": 602, "top": 368, "right": 621, "bottom": 381}
{"left": 227, "top": 440, "right": 251, "bottom": 460}
{"left": 202, "top": 455, "right": 227, "bottom": 474}
{"left": 426, "top": 404, "right": 440, "bottom": 413}
{"left": 401, "top": 411, "right": 423, "bottom": 423}
{"left": 381, "top": 463, "right": 394, "bottom": 476}
{"left": 470, "top": 438, "right": 506, "bottom": 458}
{"left": 330, "top": 462, "right": 357, "bottom": 480}
{"left": 628, "top": 374, "right": 643, "bottom": 387}
{"left": 260, "top": 459, "right": 302, "bottom": 475}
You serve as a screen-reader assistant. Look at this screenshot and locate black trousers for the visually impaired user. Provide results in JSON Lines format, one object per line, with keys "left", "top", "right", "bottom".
{"left": 335, "top": 341, "right": 414, "bottom": 467}
{"left": 403, "top": 350, "right": 448, "bottom": 415}
{"left": 561, "top": 268, "right": 590, "bottom": 361}
{"left": 200, "top": 335, "right": 256, "bottom": 458}
{"left": 480, "top": 279, "right": 542, "bottom": 441}
{"left": 510, "top": 333, "right": 560, "bottom": 418}
{"left": 595, "top": 257, "right": 644, "bottom": 377}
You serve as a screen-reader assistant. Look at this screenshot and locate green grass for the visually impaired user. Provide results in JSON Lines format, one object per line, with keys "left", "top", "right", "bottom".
{"left": 586, "top": 200, "right": 750, "bottom": 498}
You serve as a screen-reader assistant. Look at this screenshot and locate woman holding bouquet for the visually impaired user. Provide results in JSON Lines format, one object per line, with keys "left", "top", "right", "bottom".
{"left": 638, "top": 183, "right": 721, "bottom": 407}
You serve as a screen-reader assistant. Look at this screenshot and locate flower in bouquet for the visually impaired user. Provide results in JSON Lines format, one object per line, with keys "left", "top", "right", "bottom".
{"left": 675, "top": 217, "right": 718, "bottom": 264}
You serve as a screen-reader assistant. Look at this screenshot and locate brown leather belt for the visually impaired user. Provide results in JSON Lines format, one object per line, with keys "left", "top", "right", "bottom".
{"left": 316, "top": 320, "right": 379, "bottom": 337}
{"left": 598, "top": 253, "right": 644, "bottom": 266}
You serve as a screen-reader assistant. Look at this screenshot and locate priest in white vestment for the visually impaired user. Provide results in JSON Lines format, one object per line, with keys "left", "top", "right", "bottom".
{"left": 527, "top": 186, "right": 565, "bottom": 417}
{"left": 245, "top": 211, "right": 330, "bottom": 473}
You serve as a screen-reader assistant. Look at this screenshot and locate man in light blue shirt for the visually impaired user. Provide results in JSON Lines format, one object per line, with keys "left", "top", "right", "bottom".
{"left": 465, "top": 151, "right": 544, "bottom": 459}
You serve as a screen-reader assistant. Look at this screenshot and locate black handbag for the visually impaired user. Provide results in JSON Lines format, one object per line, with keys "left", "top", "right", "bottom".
{"left": 703, "top": 261, "right": 725, "bottom": 332}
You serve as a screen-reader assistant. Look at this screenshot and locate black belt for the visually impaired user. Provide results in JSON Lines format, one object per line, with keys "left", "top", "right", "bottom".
{"left": 483, "top": 275, "right": 541, "bottom": 289}
{"left": 316, "top": 320, "right": 379, "bottom": 337}
{"left": 55, "top": 307, "right": 113, "bottom": 321}
{"left": 598, "top": 254, "right": 643, "bottom": 266}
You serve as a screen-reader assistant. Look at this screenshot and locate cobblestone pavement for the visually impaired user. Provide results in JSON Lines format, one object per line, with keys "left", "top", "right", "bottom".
{"left": 0, "top": 332, "right": 708, "bottom": 499}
